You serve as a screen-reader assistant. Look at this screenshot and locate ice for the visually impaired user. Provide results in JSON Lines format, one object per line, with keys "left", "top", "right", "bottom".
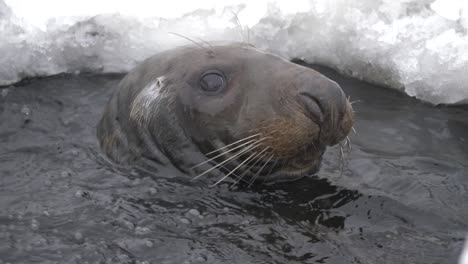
{"left": 461, "top": 237, "right": 468, "bottom": 264}
{"left": 1, "top": 0, "right": 467, "bottom": 105}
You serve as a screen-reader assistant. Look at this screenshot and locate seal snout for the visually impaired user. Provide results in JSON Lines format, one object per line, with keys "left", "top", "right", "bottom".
{"left": 296, "top": 77, "right": 354, "bottom": 147}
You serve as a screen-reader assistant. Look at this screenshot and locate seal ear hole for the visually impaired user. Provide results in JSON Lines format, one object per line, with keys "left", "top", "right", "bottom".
{"left": 199, "top": 70, "right": 226, "bottom": 94}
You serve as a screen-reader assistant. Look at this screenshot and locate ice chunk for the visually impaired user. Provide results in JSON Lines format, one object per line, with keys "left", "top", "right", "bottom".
{"left": 461, "top": 237, "right": 468, "bottom": 264}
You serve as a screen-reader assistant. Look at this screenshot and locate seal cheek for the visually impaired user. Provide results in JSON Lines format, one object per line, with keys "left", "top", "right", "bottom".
{"left": 129, "top": 76, "right": 166, "bottom": 124}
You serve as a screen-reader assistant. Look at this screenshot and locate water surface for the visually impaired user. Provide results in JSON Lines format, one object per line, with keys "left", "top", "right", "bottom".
{"left": 0, "top": 65, "right": 467, "bottom": 263}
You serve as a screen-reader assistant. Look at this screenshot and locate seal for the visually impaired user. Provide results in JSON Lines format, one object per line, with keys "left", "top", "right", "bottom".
{"left": 97, "top": 42, "right": 354, "bottom": 185}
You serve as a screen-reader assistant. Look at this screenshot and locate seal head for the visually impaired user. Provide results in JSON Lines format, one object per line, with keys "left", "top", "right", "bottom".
{"left": 97, "top": 43, "right": 354, "bottom": 184}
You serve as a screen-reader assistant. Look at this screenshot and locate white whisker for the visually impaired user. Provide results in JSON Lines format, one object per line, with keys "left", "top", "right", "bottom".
{"left": 346, "top": 136, "right": 352, "bottom": 151}
{"left": 205, "top": 133, "right": 262, "bottom": 156}
{"left": 192, "top": 141, "right": 263, "bottom": 180}
{"left": 191, "top": 137, "right": 266, "bottom": 169}
{"left": 231, "top": 147, "right": 270, "bottom": 186}
{"left": 210, "top": 151, "right": 260, "bottom": 187}
{"left": 251, "top": 154, "right": 275, "bottom": 186}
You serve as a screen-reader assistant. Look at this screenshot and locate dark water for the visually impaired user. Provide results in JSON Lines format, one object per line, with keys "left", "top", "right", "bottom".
{"left": 0, "top": 65, "right": 467, "bottom": 264}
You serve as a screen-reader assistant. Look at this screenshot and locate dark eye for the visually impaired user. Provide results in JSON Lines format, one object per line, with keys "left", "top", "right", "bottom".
{"left": 200, "top": 71, "right": 226, "bottom": 93}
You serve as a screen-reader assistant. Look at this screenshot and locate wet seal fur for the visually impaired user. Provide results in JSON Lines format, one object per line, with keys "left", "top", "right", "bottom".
{"left": 97, "top": 42, "right": 354, "bottom": 185}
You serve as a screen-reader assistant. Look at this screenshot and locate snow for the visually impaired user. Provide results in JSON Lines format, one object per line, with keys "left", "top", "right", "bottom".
{"left": 1, "top": 0, "right": 467, "bottom": 104}
{"left": 460, "top": 237, "right": 468, "bottom": 264}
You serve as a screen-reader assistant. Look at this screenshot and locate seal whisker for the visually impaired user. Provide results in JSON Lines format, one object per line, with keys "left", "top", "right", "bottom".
{"left": 347, "top": 95, "right": 361, "bottom": 106}
{"left": 338, "top": 135, "right": 353, "bottom": 175}
{"left": 191, "top": 136, "right": 269, "bottom": 170}
{"left": 352, "top": 126, "right": 357, "bottom": 134}
{"left": 192, "top": 141, "right": 264, "bottom": 181}
{"left": 338, "top": 144, "right": 348, "bottom": 177}
{"left": 230, "top": 10, "right": 249, "bottom": 43}
{"left": 248, "top": 153, "right": 275, "bottom": 187}
{"left": 259, "top": 158, "right": 278, "bottom": 185}
{"left": 195, "top": 37, "right": 214, "bottom": 50}
{"left": 345, "top": 136, "right": 352, "bottom": 151}
{"left": 340, "top": 145, "right": 344, "bottom": 162}
{"left": 168, "top": 32, "right": 215, "bottom": 55}
{"left": 210, "top": 150, "right": 260, "bottom": 187}
{"left": 230, "top": 147, "right": 271, "bottom": 187}
{"left": 205, "top": 133, "right": 262, "bottom": 156}
{"left": 264, "top": 129, "right": 279, "bottom": 137}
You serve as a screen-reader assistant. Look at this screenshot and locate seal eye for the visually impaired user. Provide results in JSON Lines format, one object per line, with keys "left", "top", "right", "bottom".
{"left": 200, "top": 71, "right": 225, "bottom": 93}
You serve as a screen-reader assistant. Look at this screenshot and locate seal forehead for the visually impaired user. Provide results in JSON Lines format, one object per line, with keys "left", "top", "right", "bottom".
{"left": 172, "top": 44, "right": 277, "bottom": 65}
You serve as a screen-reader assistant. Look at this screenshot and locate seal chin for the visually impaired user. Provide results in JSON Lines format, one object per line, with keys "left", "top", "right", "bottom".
{"left": 267, "top": 161, "right": 321, "bottom": 183}
{"left": 221, "top": 145, "right": 325, "bottom": 185}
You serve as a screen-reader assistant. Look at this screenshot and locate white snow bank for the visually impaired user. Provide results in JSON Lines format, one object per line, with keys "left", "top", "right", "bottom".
{"left": 1, "top": 0, "right": 467, "bottom": 104}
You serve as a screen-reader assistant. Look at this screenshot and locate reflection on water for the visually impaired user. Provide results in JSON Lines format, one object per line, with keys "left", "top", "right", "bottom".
{"left": 0, "top": 66, "right": 467, "bottom": 263}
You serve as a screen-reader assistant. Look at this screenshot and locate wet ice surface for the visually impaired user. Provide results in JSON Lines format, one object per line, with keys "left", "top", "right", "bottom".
{"left": 0, "top": 65, "right": 467, "bottom": 264}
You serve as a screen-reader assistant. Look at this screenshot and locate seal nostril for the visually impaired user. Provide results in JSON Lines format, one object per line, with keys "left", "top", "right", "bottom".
{"left": 299, "top": 92, "right": 324, "bottom": 123}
